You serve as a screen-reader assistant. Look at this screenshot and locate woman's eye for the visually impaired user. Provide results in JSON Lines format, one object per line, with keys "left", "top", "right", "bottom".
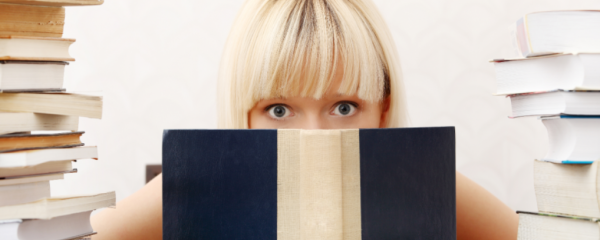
{"left": 267, "top": 105, "right": 291, "bottom": 119}
{"left": 332, "top": 102, "right": 357, "bottom": 116}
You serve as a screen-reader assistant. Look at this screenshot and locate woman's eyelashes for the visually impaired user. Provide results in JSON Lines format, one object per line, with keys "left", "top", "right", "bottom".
{"left": 331, "top": 102, "right": 358, "bottom": 116}
{"left": 266, "top": 104, "right": 292, "bottom": 120}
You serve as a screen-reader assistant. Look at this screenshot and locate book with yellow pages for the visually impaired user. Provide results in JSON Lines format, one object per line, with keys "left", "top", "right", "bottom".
{"left": 0, "top": 93, "right": 102, "bottom": 119}
{"left": 0, "top": 131, "right": 84, "bottom": 153}
{"left": 0, "top": 0, "right": 104, "bottom": 6}
{"left": 0, "top": 112, "right": 78, "bottom": 135}
{"left": 0, "top": 3, "right": 64, "bottom": 37}
{"left": 0, "top": 191, "right": 115, "bottom": 220}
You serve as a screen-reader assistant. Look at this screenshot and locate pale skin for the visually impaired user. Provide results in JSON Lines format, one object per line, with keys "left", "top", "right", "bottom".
{"left": 92, "top": 83, "right": 519, "bottom": 240}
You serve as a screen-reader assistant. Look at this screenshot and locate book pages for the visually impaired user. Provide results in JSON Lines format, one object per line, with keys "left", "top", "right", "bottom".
{"left": 517, "top": 213, "right": 599, "bottom": 239}
{"left": 534, "top": 160, "right": 600, "bottom": 217}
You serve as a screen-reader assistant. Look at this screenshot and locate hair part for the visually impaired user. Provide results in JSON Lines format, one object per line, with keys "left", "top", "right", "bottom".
{"left": 218, "top": 0, "right": 406, "bottom": 128}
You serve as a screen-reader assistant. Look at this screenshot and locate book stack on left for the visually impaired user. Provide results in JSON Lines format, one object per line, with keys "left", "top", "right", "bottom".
{"left": 491, "top": 10, "right": 600, "bottom": 240}
{"left": 0, "top": 0, "right": 115, "bottom": 239}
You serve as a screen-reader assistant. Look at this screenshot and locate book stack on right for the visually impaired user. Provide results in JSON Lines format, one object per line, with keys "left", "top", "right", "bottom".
{"left": 492, "top": 10, "right": 600, "bottom": 240}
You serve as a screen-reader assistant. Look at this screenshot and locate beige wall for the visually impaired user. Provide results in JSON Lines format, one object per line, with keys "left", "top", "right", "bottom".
{"left": 52, "top": 0, "right": 600, "bottom": 214}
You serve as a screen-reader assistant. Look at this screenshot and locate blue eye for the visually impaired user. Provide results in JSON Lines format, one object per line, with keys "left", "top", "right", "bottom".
{"left": 268, "top": 105, "right": 290, "bottom": 119}
{"left": 332, "top": 102, "right": 357, "bottom": 116}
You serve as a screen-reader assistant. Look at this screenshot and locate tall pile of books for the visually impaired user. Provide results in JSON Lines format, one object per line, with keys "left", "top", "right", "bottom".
{"left": 0, "top": 0, "right": 115, "bottom": 239}
{"left": 492, "top": 10, "right": 600, "bottom": 240}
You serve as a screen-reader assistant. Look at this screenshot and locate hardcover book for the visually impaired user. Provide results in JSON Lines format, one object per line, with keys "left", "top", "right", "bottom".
{"left": 0, "top": 131, "right": 84, "bottom": 153}
{"left": 0, "top": 211, "right": 95, "bottom": 240}
{"left": 508, "top": 90, "right": 600, "bottom": 117}
{"left": 492, "top": 53, "right": 600, "bottom": 95}
{"left": 517, "top": 211, "right": 600, "bottom": 240}
{"left": 163, "top": 127, "right": 456, "bottom": 240}
{"left": 0, "top": 36, "right": 74, "bottom": 61}
{"left": 0, "top": 112, "right": 78, "bottom": 135}
{"left": 0, "top": 3, "right": 64, "bottom": 37}
{"left": 0, "top": 0, "right": 103, "bottom": 6}
{"left": 0, "top": 93, "right": 103, "bottom": 119}
{"left": 515, "top": 10, "right": 600, "bottom": 57}
{"left": 541, "top": 116, "right": 600, "bottom": 162}
{"left": 534, "top": 160, "right": 600, "bottom": 218}
{"left": 0, "top": 61, "right": 68, "bottom": 92}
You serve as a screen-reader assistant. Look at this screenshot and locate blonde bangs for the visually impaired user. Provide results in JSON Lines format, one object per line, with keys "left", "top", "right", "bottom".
{"left": 218, "top": 0, "right": 407, "bottom": 129}
{"left": 240, "top": 0, "right": 387, "bottom": 102}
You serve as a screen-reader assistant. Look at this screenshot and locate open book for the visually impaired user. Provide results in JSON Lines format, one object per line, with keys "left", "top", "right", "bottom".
{"left": 162, "top": 128, "right": 456, "bottom": 240}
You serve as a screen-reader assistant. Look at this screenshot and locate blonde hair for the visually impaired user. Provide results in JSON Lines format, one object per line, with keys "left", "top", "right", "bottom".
{"left": 217, "top": 0, "right": 407, "bottom": 129}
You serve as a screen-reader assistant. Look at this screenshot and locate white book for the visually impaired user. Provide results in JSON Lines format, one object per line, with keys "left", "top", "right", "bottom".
{"left": 0, "top": 192, "right": 115, "bottom": 220}
{"left": 0, "top": 181, "right": 50, "bottom": 207}
{"left": 0, "top": 112, "right": 78, "bottom": 135}
{"left": 534, "top": 160, "right": 600, "bottom": 218}
{"left": 492, "top": 53, "right": 600, "bottom": 95}
{"left": 0, "top": 36, "right": 74, "bottom": 61}
{"left": 0, "top": 146, "right": 97, "bottom": 168}
{"left": 515, "top": 10, "right": 600, "bottom": 57}
{"left": 0, "top": 61, "right": 67, "bottom": 92}
{"left": 509, "top": 91, "right": 600, "bottom": 117}
{"left": 0, "top": 211, "right": 94, "bottom": 240}
{"left": 517, "top": 211, "right": 599, "bottom": 240}
{"left": 0, "top": 160, "right": 72, "bottom": 179}
{"left": 541, "top": 116, "right": 600, "bottom": 162}
{"left": 0, "top": 174, "right": 63, "bottom": 187}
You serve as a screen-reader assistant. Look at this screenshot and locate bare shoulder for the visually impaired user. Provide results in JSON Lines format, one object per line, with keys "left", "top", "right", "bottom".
{"left": 456, "top": 172, "right": 519, "bottom": 240}
{"left": 91, "top": 174, "right": 163, "bottom": 240}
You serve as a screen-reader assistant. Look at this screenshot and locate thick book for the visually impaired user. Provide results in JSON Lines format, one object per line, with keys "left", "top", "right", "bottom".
{"left": 0, "top": 146, "right": 97, "bottom": 168}
{"left": 516, "top": 211, "right": 600, "bottom": 240}
{"left": 0, "top": 181, "right": 50, "bottom": 207}
{"left": 0, "top": 0, "right": 103, "bottom": 6}
{"left": 0, "top": 36, "right": 74, "bottom": 61}
{"left": 163, "top": 128, "right": 456, "bottom": 240}
{"left": 534, "top": 160, "right": 600, "bottom": 218}
{"left": 541, "top": 116, "right": 600, "bottom": 162}
{"left": 492, "top": 54, "right": 600, "bottom": 95}
{"left": 0, "top": 160, "right": 73, "bottom": 179}
{"left": 0, "top": 112, "right": 78, "bottom": 135}
{"left": 0, "top": 191, "right": 115, "bottom": 220}
{"left": 0, "top": 3, "right": 64, "bottom": 38}
{"left": 515, "top": 10, "right": 600, "bottom": 57}
{"left": 0, "top": 211, "right": 95, "bottom": 240}
{"left": 0, "top": 61, "right": 67, "bottom": 92}
{"left": 0, "top": 131, "right": 84, "bottom": 153}
{"left": 0, "top": 173, "right": 63, "bottom": 187}
{"left": 509, "top": 91, "right": 600, "bottom": 117}
{"left": 0, "top": 93, "right": 103, "bottom": 119}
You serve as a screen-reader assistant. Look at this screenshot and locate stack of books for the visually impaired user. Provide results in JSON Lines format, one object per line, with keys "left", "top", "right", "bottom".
{"left": 0, "top": 0, "right": 115, "bottom": 239}
{"left": 492, "top": 10, "right": 600, "bottom": 240}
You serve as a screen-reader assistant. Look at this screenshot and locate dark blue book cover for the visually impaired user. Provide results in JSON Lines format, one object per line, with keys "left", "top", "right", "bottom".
{"left": 163, "top": 127, "right": 455, "bottom": 240}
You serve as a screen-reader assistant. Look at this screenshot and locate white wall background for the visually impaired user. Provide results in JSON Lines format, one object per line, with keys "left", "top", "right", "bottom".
{"left": 51, "top": 0, "right": 600, "bottom": 214}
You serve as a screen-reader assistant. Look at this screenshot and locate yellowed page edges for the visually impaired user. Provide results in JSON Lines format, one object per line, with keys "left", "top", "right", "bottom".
{"left": 277, "top": 129, "right": 301, "bottom": 240}
{"left": 534, "top": 160, "right": 600, "bottom": 217}
{"left": 341, "top": 129, "right": 361, "bottom": 240}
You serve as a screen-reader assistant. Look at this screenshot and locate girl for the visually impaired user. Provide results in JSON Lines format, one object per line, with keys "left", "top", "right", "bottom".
{"left": 91, "top": 0, "right": 519, "bottom": 239}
